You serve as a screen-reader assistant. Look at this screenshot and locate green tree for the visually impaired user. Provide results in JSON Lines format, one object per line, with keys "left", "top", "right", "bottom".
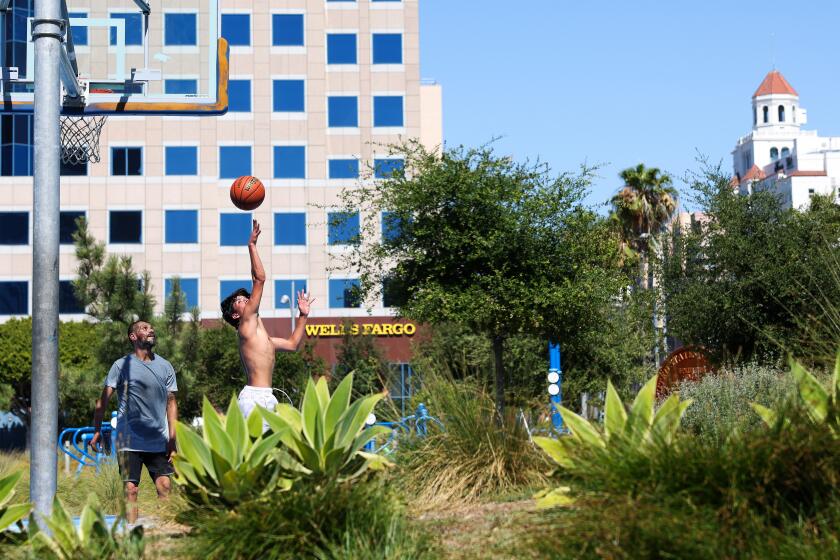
{"left": 333, "top": 320, "right": 390, "bottom": 396}
{"left": 336, "top": 141, "right": 624, "bottom": 417}
{"left": 661, "top": 161, "right": 840, "bottom": 365}
{"left": 610, "top": 163, "right": 678, "bottom": 287}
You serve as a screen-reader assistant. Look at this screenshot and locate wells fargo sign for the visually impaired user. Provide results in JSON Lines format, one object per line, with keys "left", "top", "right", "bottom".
{"left": 656, "top": 345, "right": 715, "bottom": 397}
{"left": 305, "top": 322, "right": 417, "bottom": 338}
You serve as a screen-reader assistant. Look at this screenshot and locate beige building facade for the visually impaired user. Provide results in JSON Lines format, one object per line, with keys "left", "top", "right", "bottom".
{"left": 0, "top": 0, "right": 442, "bottom": 365}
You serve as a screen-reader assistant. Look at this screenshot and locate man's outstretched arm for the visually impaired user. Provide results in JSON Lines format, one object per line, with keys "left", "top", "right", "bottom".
{"left": 242, "top": 219, "right": 265, "bottom": 321}
{"left": 89, "top": 385, "right": 115, "bottom": 451}
{"left": 271, "top": 290, "right": 315, "bottom": 351}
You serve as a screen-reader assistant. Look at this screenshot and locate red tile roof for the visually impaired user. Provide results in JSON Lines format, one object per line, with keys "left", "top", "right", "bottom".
{"left": 742, "top": 165, "right": 766, "bottom": 182}
{"left": 787, "top": 170, "right": 826, "bottom": 177}
{"left": 729, "top": 176, "right": 741, "bottom": 188}
{"left": 753, "top": 70, "right": 798, "bottom": 98}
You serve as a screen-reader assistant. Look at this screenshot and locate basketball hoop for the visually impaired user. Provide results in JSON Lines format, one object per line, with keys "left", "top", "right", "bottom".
{"left": 60, "top": 114, "right": 107, "bottom": 165}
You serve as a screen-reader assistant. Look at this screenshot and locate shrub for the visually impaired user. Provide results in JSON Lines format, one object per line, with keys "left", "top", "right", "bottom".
{"left": 173, "top": 396, "right": 288, "bottom": 509}
{"left": 28, "top": 495, "right": 144, "bottom": 560}
{"left": 181, "top": 476, "right": 434, "bottom": 560}
{"left": 0, "top": 471, "right": 30, "bottom": 532}
{"left": 398, "top": 373, "right": 549, "bottom": 508}
{"left": 677, "top": 362, "right": 795, "bottom": 442}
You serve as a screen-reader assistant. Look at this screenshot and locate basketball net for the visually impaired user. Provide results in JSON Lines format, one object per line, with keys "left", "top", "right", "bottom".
{"left": 60, "top": 115, "right": 108, "bottom": 165}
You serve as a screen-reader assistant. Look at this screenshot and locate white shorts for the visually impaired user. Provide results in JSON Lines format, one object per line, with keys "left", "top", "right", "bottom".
{"left": 237, "top": 386, "right": 278, "bottom": 431}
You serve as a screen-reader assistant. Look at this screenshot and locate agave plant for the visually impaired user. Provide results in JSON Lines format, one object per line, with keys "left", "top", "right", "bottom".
{"left": 28, "top": 495, "right": 143, "bottom": 560}
{"left": 258, "top": 373, "right": 393, "bottom": 482}
{"left": 173, "top": 395, "right": 291, "bottom": 508}
{"left": 0, "top": 470, "right": 30, "bottom": 532}
{"left": 533, "top": 375, "right": 692, "bottom": 507}
{"left": 751, "top": 352, "right": 840, "bottom": 436}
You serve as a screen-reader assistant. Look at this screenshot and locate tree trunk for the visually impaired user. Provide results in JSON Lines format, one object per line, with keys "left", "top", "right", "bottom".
{"left": 492, "top": 335, "right": 505, "bottom": 423}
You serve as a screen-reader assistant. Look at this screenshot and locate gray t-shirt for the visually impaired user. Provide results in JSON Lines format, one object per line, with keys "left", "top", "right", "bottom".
{"left": 105, "top": 354, "right": 178, "bottom": 452}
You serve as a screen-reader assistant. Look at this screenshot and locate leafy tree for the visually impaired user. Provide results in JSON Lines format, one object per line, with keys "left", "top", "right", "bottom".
{"left": 336, "top": 141, "right": 624, "bottom": 417}
{"left": 661, "top": 161, "right": 840, "bottom": 365}
{"left": 610, "top": 163, "right": 678, "bottom": 287}
{"left": 333, "top": 320, "right": 390, "bottom": 396}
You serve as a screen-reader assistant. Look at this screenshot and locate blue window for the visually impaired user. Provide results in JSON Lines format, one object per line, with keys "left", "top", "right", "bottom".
{"left": 328, "top": 212, "right": 360, "bottom": 245}
{"left": 109, "top": 210, "right": 142, "bottom": 244}
{"left": 220, "top": 279, "right": 251, "bottom": 299}
{"left": 274, "top": 213, "right": 306, "bottom": 246}
{"left": 328, "top": 96, "right": 358, "bottom": 127}
{"left": 0, "top": 212, "right": 28, "bottom": 245}
{"left": 166, "top": 278, "right": 199, "bottom": 309}
{"left": 329, "top": 159, "right": 359, "bottom": 179}
{"left": 327, "top": 33, "right": 356, "bottom": 64}
{"left": 164, "top": 79, "right": 198, "bottom": 95}
{"left": 165, "top": 13, "right": 197, "bottom": 46}
{"left": 274, "top": 146, "right": 306, "bottom": 179}
{"left": 69, "top": 12, "right": 88, "bottom": 46}
{"left": 373, "top": 96, "right": 404, "bottom": 127}
{"left": 228, "top": 80, "right": 251, "bottom": 112}
{"left": 220, "top": 212, "right": 252, "bottom": 246}
{"left": 111, "top": 147, "right": 142, "bottom": 175}
{"left": 59, "top": 211, "right": 85, "bottom": 245}
{"left": 329, "top": 278, "right": 361, "bottom": 308}
{"left": 219, "top": 146, "right": 251, "bottom": 178}
{"left": 1, "top": 115, "right": 34, "bottom": 176}
{"left": 275, "top": 280, "right": 308, "bottom": 310}
{"left": 372, "top": 33, "right": 402, "bottom": 64}
{"left": 165, "top": 210, "right": 198, "bottom": 243}
{"left": 59, "top": 280, "right": 84, "bottom": 314}
{"left": 221, "top": 14, "right": 250, "bottom": 46}
{"left": 0, "top": 281, "right": 27, "bottom": 315}
{"left": 165, "top": 146, "right": 198, "bottom": 175}
{"left": 382, "top": 212, "right": 402, "bottom": 242}
{"left": 109, "top": 13, "right": 143, "bottom": 46}
{"left": 273, "top": 80, "right": 305, "bottom": 112}
{"left": 272, "top": 14, "right": 304, "bottom": 46}
{"left": 374, "top": 158, "right": 404, "bottom": 179}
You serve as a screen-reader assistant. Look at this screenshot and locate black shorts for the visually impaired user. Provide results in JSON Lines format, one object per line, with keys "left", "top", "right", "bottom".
{"left": 117, "top": 450, "right": 174, "bottom": 485}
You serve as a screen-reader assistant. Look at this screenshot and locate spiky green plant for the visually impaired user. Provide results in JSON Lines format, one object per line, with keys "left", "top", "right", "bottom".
{"left": 751, "top": 351, "right": 840, "bottom": 435}
{"left": 173, "top": 395, "right": 291, "bottom": 508}
{"left": 28, "top": 495, "right": 143, "bottom": 560}
{"left": 0, "top": 471, "right": 30, "bottom": 532}
{"left": 257, "top": 373, "right": 393, "bottom": 482}
{"left": 533, "top": 375, "right": 693, "bottom": 507}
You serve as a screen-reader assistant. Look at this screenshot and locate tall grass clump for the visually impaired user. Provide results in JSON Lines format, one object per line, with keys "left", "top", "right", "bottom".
{"left": 677, "top": 362, "right": 796, "bottom": 442}
{"left": 180, "top": 476, "right": 434, "bottom": 560}
{"left": 398, "top": 373, "right": 549, "bottom": 508}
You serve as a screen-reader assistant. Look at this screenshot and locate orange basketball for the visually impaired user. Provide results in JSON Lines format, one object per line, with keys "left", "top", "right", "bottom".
{"left": 230, "top": 176, "right": 265, "bottom": 211}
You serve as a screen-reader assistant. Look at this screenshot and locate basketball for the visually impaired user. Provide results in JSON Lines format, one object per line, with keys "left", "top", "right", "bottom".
{"left": 230, "top": 176, "right": 265, "bottom": 211}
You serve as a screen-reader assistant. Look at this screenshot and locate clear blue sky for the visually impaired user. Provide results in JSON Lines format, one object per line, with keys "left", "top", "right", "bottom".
{"left": 419, "top": 0, "right": 840, "bottom": 211}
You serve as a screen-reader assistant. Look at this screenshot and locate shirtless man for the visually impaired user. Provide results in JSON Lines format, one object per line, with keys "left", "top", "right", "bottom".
{"left": 220, "top": 219, "right": 314, "bottom": 419}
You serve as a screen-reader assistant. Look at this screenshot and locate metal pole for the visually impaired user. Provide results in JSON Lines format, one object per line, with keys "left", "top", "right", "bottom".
{"left": 290, "top": 280, "right": 296, "bottom": 332}
{"left": 548, "top": 342, "right": 563, "bottom": 431}
{"left": 31, "top": 0, "right": 63, "bottom": 517}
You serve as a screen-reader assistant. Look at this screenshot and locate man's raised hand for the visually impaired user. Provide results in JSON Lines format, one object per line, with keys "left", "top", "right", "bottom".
{"left": 249, "top": 219, "right": 262, "bottom": 245}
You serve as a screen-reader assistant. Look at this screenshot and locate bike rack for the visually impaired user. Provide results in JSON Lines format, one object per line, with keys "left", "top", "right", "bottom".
{"left": 57, "top": 413, "right": 117, "bottom": 474}
{"left": 365, "top": 402, "right": 445, "bottom": 455}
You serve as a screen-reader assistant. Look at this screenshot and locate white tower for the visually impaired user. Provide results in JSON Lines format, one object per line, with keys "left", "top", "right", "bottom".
{"left": 751, "top": 70, "right": 805, "bottom": 131}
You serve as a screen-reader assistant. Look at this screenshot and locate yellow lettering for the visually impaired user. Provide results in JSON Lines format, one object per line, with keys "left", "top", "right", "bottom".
{"left": 382, "top": 324, "right": 394, "bottom": 336}
{"left": 363, "top": 324, "right": 374, "bottom": 335}
{"left": 330, "top": 324, "right": 341, "bottom": 336}
{"left": 317, "top": 325, "right": 328, "bottom": 336}
{"left": 371, "top": 324, "right": 383, "bottom": 336}
{"left": 403, "top": 323, "right": 416, "bottom": 336}
{"left": 350, "top": 324, "right": 360, "bottom": 335}
{"left": 392, "top": 324, "right": 404, "bottom": 336}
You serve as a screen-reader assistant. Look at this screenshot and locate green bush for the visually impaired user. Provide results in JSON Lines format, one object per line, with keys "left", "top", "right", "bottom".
{"left": 28, "top": 495, "right": 144, "bottom": 560}
{"left": 180, "top": 476, "right": 434, "bottom": 560}
{"left": 677, "top": 362, "right": 796, "bottom": 442}
{"left": 399, "top": 373, "right": 549, "bottom": 508}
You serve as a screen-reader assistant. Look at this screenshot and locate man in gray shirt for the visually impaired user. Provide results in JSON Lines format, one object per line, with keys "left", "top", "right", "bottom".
{"left": 89, "top": 320, "right": 178, "bottom": 523}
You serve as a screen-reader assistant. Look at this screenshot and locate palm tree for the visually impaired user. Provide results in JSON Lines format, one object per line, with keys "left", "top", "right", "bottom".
{"left": 610, "top": 164, "right": 678, "bottom": 289}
